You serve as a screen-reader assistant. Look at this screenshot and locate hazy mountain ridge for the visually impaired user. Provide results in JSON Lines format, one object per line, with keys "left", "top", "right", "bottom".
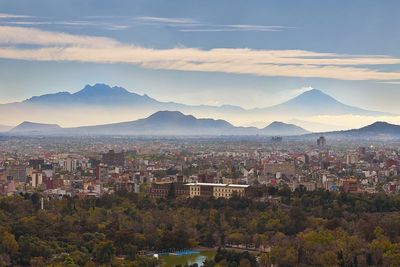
{"left": 24, "top": 84, "right": 161, "bottom": 106}
{"left": 257, "top": 89, "right": 391, "bottom": 116}
{"left": 10, "top": 121, "right": 62, "bottom": 133}
{"left": 10, "top": 112, "right": 400, "bottom": 139}
{"left": 309, "top": 121, "right": 400, "bottom": 139}
{"left": 21, "top": 84, "right": 388, "bottom": 115}
{"left": 9, "top": 111, "right": 309, "bottom": 136}
{"left": 1, "top": 84, "right": 395, "bottom": 131}
{"left": 262, "top": 121, "right": 310, "bottom": 136}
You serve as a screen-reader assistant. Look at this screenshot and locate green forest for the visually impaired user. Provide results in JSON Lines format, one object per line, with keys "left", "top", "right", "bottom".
{"left": 2, "top": 186, "right": 400, "bottom": 266}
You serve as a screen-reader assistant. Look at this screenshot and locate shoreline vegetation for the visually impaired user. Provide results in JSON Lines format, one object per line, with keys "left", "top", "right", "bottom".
{"left": 2, "top": 188, "right": 400, "bottom": 266}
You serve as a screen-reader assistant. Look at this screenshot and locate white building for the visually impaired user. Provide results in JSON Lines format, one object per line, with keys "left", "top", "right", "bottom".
{"left": 65, "top": 158, "right": 77, "bottom": 172}
{"left": 31, "top": 172, "right": 43, "bottom": 188}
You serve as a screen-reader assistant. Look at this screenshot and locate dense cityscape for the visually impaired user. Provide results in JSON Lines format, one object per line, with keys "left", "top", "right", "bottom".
{"left": 2, "top": 135, "right": 400, "bottom": 265}
{"left": 2, "top": 136, "right": 400, "bottom": 199}
{"left": 1, "top": 0, "right": 400, "bottom": 266}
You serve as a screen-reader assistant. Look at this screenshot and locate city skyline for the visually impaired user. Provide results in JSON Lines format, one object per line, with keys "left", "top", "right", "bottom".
{"left": 0, "top": 0, "right": 399, "bottom": 115}
{"left": 2, "top": 2, "right": 400, "bottom": 266}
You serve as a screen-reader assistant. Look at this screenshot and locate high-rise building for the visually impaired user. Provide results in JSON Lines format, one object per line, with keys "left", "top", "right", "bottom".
{"left": 317, "top": 136, "right": 326, "bottom": 148}
{"left": 29, "top": 159, "right": 45, "bottom": 170}
{"left": 304, "top": 154, "right": 310, "bottom": 165}
{"left": 96, "top": 164, "right": 108, "bottom": 180}
{"left": 31, "top": 171, "right": 43, "bottom": 188}
{"left": 102, "top": 150, "right": 125, "bottom": 166}
{"left": 6, "top": 165, "right": 27, "bottom": 182}
{"left": 65, "top": 158, "right": 77, "bottom": 172}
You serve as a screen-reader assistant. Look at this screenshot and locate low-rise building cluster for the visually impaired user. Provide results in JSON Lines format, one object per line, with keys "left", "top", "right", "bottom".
{"left": 1, "top": 136, "right": 400, "bottom": 199}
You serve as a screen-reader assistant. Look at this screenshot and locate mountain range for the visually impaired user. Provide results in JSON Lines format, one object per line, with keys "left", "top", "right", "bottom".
{"left": 21, "top": 84, "right": 389, "bottom": 116}
{"left": 317, "top": 121, "right": 400, "bottom": 140}
{"left": 0, "top": 83, "right": 393, "bottom": 131}
{"left": 24, "top": 84, "right": 159, "bottom": 106}
{"left": 9, "top": 111, "right": 310, "bottom": 136}
{"left": 9, "top": 121, "right": 62, "bottom": 134}
{"left": 9, "top": 112, "right": 400, "bottom": 139}
{"left": 21, "top": 83, "right": 241, "bottom": 114}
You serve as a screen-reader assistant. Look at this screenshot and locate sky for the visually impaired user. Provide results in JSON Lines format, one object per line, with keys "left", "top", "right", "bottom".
{"left": 0, "top": 0, "right": 400, "bottom": 113}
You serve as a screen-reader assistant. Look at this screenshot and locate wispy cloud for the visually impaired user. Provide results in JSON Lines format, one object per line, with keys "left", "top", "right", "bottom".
{"left": 0, "top": 13, "right": 31, "bottom": 19}
{"left": 0, "top": 13, "right": 129, "bottom": 31}
{"left": 135, "top": 16, "right": 290, "bottom": 32}
{"left": 2, "top": 19, "right": 129, "bottom": 31}
{"left": 180, "top": 24, "right": 290, "bottom": 32}
{"left": 0, "top": 26, "right": 400, "bottom": 81}
{"left": 135, "top": 16, "right": 197, "bottom": 25}
{"left": 0, "top": 14, "right": 291, "bottom": 33}
{"left": 379, "top": 81, "right": 400, "bottom": 85}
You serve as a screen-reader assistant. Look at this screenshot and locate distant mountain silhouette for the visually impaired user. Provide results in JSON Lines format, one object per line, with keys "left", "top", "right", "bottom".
{"left": 25, "top": 83, "right": 159, "bottom": 106}
{"left": 313, "top": 121, "right": 400, "bottom": 139}
{"left": 344, "top": 121, "right": 400, "bottom": 136}
{"left": 259, "top": 89, "right": 390, "bottom": 116}
{"left": 23, "top": 85, "right": 387, "bottom": 116}
{"left": 10, "top": 121, "right": 62, "bottom": 134}
{"left": 9, "top": 111, "right": 308, "bottom": 136}
{"left": 356, "top": 121, "right": 400, "bottom": 134}
{"left": 262, "top": 121, "right": 309, "bottom": 136}
{"left": 74, "top": 111, "right": 239, "bottom": 135}
{"left": 1, "top": 84, "right": 394, "bottom": 128}
{"left": 10, "top": 114, "right": 400, "bottom": 140}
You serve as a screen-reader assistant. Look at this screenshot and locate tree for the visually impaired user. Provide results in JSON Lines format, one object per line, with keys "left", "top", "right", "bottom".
{"left": 0, "top": 231, "right": 19, "bottom": 256}
{"left": 0, "top": 253, "right": 11, "bottom": 267}
{"left": 370, "top": 227, "right": 394, "bottom": 266}
{"left": 270, "top": 245, "right": 297, "bottom": 267}
{"left": 93, "top": 241, "right": 116, "bottom": 264}
{"left": 30, "top": 256, "right": 45, "bottom": 267}
{"left": 227, "top": 232, "right": 246, "bottom": 246}
{"left": 203, "top": 259, "right": 216, "bottom": 267}
{"left": 259, "top": 253, "right": 271, "bottom": 267}
{"left": 239, "top": 258, "right": 252, "bottom": 267}
{"left": 125, "top": 244, "right": 138, "bottom": 261}
{"left": 18, "top": 235, "right": 53, "bottom": 264}
{"left": 134, "top": 256, "right": 159, "bottom": 267}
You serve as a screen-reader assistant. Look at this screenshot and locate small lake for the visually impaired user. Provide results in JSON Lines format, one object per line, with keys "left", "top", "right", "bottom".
{"left": 160, "top": 250, "right": 216, "bottom": 267}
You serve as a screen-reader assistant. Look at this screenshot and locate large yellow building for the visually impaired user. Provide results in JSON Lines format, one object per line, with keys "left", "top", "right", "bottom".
{"left": 186, "top": 183, "right": 249, "bottom": 199}
{"left": 188, "top": 183, "right": 201, "bottom": 197}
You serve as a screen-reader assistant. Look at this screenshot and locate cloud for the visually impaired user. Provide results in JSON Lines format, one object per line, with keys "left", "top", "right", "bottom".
{"left": 135, "top": 16, "right": 197, "bottom": 25}
{"left": 0, "top": 13, "right": 30, "bottom": 19}
{"left": 2, "top": 20, "right": 129, "bottom": 31}
{"left": 1, "top": 26, "right": 400, "bottom": 81}
{"left": 0, "top": 14, "right": 289, "bottom": 33}
{"left": 135, "top": 16, "right": 290, "bottom": 32}
{"left": 179, "top": 24, "right": 289, "bottom": 32}
{"left": 0, "top": 26, "right": 119, "bottom": 47}
{"left": 0, "top": 13, "right": 129, "bottom": 31}
{"left": 379, "top": 81, "right": 400, "bottom": 85}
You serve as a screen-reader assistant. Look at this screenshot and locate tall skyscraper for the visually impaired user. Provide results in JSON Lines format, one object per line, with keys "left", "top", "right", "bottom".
{"left": 317, "top": 136, "right": 326, "bottom": 148}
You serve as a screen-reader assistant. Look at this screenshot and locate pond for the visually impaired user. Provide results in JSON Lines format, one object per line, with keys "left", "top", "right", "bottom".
{"left": 160, "top": 250, "right": 216, "bottom": 267}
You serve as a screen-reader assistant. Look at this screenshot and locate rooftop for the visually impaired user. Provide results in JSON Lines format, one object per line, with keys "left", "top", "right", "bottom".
{"left": 185, "top": 182, "right": 250, "bottom": 188}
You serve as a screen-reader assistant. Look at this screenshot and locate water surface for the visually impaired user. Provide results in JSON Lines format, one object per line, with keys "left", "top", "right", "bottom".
{"left": 160, "top": 250, "right": 216, "bottom": 267}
